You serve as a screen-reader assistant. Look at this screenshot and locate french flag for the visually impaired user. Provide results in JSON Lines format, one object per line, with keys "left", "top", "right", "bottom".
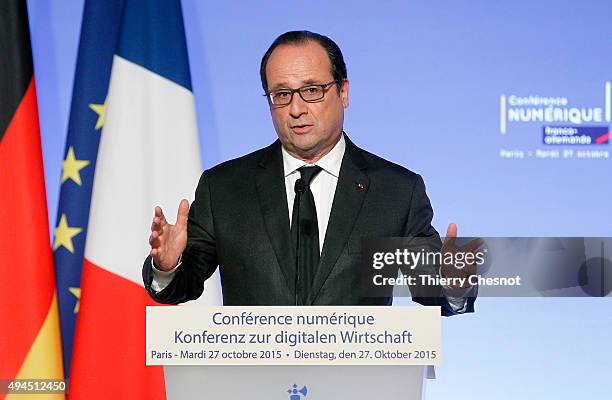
{"left": 68, "top": 0, "right": 220, "bottom": 398}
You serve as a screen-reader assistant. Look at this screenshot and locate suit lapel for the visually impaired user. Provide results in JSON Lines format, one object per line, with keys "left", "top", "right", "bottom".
{"left": 255, "top": 141, "right": 296, "bottom": 292}
{"left": 307, "top": 137, "right": 369, "bottom": 304}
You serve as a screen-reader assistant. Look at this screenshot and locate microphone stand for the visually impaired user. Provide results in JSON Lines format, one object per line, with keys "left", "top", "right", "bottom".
{"left": 294, "top": 179, "right": 305, "bottom": 306}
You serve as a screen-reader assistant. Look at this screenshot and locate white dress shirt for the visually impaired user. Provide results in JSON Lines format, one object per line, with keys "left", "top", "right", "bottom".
{"left": 282, "top": 134, "right": 345, "bottom": 253}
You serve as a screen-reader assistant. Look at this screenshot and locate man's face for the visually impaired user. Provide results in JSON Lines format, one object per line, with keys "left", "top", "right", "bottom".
{"left": 265, "top": 41, "right": 349, "bottom": 162}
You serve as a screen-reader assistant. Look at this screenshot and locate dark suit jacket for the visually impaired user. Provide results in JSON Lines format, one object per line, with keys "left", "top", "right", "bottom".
{"left": 143, "top": 136, "right": 475, "bottom": 316}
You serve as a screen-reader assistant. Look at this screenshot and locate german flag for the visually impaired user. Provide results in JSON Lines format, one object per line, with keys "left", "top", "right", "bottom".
{"left": 0, "top": 2, "right": 65, "bottom": 398}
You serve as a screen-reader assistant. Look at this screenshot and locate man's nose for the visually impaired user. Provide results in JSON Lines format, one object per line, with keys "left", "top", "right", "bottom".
{"left": 289, "top": 93, "right": 308, "bottom": 118}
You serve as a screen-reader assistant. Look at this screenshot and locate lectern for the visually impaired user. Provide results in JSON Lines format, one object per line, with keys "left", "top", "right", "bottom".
{"left": 164, "top": 365, "right": 435, "bottom": 399}
{"left": 148, "top": 306, "right": 440, "bottom": 399}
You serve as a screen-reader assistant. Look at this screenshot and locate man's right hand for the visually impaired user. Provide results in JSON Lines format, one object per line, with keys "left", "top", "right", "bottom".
{"left": 149, "top": 199, "right": 189, "bottom": 271}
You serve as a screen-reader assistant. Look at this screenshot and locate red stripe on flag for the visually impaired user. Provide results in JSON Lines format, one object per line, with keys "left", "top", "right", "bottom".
{"left": 0, "top": 79, "right": 56, "bottom": 381}
{"left": 69, "top": 258, "right": 166, "bottom": 399}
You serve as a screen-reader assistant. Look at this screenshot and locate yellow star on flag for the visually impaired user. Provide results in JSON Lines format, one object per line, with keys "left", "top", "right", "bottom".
{"left": 53, "top": 214, "right": 83, "bottom": 253}
{"left": 69, "top": 287, "right": 81, "bottom": 313}
{"left": 89, "top": 97, "right": 108, "bottom": 130}
{"left": 61, "top": 146, "right": 90, "bottom": 186}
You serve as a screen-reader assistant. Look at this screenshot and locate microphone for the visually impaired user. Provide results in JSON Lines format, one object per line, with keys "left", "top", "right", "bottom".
{"left": 293, "top": 178, "right": 306, "bottom": 305}
{"left": 294, "top": 178, "right": 306, "bottom": 194}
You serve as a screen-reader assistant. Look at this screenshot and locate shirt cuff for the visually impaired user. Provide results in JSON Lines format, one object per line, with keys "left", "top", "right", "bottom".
{"left": 150, "top": 256, "right": 181, "bottom": 293}
{"left": 439, "top": 266, "right": 473, "bottom": 313}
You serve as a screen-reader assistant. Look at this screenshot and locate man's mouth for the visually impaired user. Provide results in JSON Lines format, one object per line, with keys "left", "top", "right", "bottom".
{"left": 290, "top": 124, "right": 313, "bottom": 134}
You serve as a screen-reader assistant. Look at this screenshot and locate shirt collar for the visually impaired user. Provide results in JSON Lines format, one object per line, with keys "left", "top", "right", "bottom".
{"left": 282, "top": 133, "right": 346, "bottom": 178}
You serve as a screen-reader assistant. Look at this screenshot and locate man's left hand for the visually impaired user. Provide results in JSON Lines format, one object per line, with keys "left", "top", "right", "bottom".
{"left": 440, "top": 223, "right": 484, "bottom": 289}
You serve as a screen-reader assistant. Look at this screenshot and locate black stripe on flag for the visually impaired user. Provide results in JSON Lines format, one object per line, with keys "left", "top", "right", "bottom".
{"left": 0, "top": 0, "right": 34, "bottom": 143}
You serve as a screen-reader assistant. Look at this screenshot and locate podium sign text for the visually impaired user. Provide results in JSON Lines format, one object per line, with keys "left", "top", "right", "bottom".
{"left": 146, "top": 306, "right": 441, "bottom": 366}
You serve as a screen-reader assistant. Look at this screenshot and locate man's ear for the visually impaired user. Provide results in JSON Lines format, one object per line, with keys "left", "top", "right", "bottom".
{"left": 340, "top": 79, "right": 349, "bottom": 108}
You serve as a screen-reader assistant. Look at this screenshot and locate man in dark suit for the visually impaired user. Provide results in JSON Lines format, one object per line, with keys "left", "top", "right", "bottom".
{"left": 143, "top": 31, "right": 476, "bottom": 315}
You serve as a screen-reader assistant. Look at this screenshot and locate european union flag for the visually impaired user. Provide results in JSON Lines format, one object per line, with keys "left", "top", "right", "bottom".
{"left": 53, "top": 0, "right": 124, "bottom": 377}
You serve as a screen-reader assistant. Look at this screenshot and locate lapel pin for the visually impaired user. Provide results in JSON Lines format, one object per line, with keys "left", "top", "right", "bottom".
{"left": 356, "top": 182, "right": 365, "bottom": 190}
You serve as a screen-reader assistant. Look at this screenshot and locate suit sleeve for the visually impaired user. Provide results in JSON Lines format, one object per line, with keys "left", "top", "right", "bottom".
{"left": 142, "top": 171, "right": 219, "bottom": 304}
{"left": 402, "top": 174, "right": 476, "bottom": 316}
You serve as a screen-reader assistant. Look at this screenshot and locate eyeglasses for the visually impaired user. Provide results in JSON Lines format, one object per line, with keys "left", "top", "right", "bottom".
{"left": 265, "top": 80, "right": 339, "bottom": 107}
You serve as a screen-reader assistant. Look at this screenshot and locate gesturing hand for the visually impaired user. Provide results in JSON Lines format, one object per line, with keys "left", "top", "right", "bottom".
{"left": 149, "top": 199, "right": 189, "bottom": 271}
{"left": 440, "top": 223, "right": 484, "bottom": 289}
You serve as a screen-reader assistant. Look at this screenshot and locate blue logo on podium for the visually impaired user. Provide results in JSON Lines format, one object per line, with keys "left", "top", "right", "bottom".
{"left": 288, "top": 384, "right": 308, "bottom": 399}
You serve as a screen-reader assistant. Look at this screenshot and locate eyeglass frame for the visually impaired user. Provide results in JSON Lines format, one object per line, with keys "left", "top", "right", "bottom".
{"left": 264, "top": 80, "right": 342, "bottom": 107}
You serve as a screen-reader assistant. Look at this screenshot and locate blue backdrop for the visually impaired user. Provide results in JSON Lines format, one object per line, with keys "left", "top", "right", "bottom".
{"left": 28, "top": 1, "right": 611, "bottom": 398}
